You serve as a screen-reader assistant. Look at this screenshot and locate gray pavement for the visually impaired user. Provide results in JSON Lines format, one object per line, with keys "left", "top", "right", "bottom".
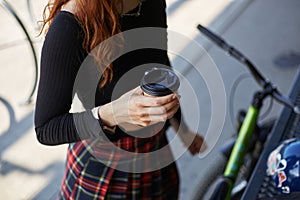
{"left": 1, "top": 0, "right": 300, "bottom": 199}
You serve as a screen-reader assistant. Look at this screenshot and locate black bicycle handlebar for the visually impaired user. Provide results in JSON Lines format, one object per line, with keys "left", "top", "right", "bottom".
{"left": 273, "top": 90, "right": 300, "bottom": 114}
{"left": 197, "top": 24, "right": 300, "bottom": 115}
{"left": 197, "top": 24, "right": 268, "bottom": 87}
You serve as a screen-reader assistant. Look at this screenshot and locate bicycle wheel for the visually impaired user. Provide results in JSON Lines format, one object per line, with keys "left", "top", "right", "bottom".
{"left": 190, "top": 152, "right": 227, "bottom": 200}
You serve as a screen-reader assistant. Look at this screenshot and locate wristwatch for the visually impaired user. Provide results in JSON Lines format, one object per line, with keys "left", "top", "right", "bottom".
{"left": 91, "top": 106, "right": 100, "bottom": 120}
{"left": 91, "top": 106, "right": 116, "bottom": 134}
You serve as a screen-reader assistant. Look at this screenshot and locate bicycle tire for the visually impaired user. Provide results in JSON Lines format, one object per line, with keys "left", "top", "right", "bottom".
{"left": 190, "top": 153, "right": 227, "bottom": 200}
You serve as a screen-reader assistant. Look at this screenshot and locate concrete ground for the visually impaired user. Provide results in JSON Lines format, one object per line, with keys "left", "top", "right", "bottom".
{"left": 0, "top": 0, "right": 300, "bottom": 199}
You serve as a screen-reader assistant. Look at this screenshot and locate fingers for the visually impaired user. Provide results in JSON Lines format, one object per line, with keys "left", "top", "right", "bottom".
{"left": 145, "top": 103, "right": 180, "bottom": 122}
{"left": 166, "top": 102, "right": 180, "bottom": 119}
{"left": 131, "top": 104, "right": 179, "bottom": 126}
{"left": 135, "top": 93, "right": 179, "bottom": 107}
{"left": 180, "top": 133, "right": 207, "bottom": 155}
{"left": 127, "top": 91, "right": 180, "bottom": 125}
{"left": 145, "top": 98, "right": 179, "bottom": 115}
{"left": 189, "top": 140, "right": 203, "bottom": 155}
{"left": 120, "top": 87, "right": 181, "bottom": 127}
{"left": 199, "top": 140, "right": 207, "bottom": 153}
{"left": 190, "top": 135, "right": 207, "bottom": 155}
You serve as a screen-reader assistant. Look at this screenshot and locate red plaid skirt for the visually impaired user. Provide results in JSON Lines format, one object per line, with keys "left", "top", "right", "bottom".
{"left": 58, "top": 127, "right": 179, "bottom": 200}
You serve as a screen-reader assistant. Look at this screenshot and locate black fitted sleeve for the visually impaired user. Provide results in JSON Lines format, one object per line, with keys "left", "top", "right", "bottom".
{"left": 34, "top": 12, "right": 103, "bottom": 145}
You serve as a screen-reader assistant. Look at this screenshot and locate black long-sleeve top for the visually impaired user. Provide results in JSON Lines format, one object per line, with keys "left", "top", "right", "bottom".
{"left": 34, "top": 0, "right": 181, "bottom": 145}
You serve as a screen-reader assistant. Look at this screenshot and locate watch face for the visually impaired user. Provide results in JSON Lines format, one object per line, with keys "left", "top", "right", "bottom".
{"left": 92, "top": 107, "right": 100, "bottom": 120}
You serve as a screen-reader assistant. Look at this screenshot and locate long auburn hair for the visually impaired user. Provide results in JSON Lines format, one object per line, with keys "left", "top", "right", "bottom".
{"left": 41, "top": 0, "right": 122, "bottom": 88}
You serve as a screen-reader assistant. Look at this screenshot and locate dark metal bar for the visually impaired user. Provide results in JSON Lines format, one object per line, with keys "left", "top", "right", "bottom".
{"left": 197, "top": 24, "right": 268, "bottom": 88}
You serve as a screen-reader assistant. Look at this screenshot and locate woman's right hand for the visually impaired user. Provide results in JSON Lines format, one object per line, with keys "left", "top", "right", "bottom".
{"left": 99, "top": 86, "right": 180, "bottom": 128}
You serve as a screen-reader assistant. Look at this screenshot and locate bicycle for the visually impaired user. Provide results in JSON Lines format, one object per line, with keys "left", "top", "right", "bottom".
{"left": 191, "top": 24, "right": 300, "bottom": 200}
{"left": 0, "top": 0, "right": 38, "bottom": 104}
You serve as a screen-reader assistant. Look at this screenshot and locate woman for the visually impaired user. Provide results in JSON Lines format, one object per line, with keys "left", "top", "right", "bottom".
{"left": 35, "top": 0, "right": 206, "bottom": 199}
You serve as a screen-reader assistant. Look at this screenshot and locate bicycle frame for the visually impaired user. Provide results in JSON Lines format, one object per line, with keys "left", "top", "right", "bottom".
{"left": 209, "top": 89, "right": 268, "bottom": 200}
{"left": 223, "top": 106, "right": 259, "bottom": 199}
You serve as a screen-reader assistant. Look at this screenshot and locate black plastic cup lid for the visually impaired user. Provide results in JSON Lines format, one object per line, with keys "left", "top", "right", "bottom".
{"left": 140, "top": 67, "right": 180, "bottom": 96}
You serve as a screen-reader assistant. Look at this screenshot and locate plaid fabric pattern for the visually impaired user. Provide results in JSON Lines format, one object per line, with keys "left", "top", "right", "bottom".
{"left": 58, "top": 128, "right": 179, "bottom": 200}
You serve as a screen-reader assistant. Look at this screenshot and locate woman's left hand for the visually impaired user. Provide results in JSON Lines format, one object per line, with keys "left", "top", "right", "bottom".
{"left": 178, "top": 130, "right": 207, "bottom": 155}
